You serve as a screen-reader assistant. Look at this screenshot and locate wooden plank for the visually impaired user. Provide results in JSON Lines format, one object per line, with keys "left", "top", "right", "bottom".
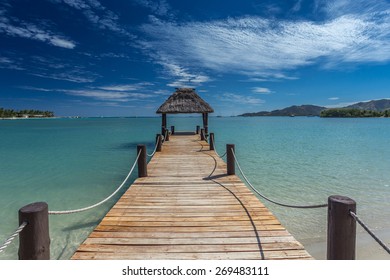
{"left": 72, "top": 134, "right": 312, "bottom": 260}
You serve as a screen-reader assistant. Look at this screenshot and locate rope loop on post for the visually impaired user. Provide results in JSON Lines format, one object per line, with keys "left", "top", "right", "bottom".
{"left": 48, "top": 150, "right": 141, "bottom": 215}
{"left": 0, "top": 221, "right": 28, "bottom": 254}
{"left": 231, "top": 148, "right": 328, "bottom": 209}
{"left": 350, "top": 211, "right": 390, "bottom": 255}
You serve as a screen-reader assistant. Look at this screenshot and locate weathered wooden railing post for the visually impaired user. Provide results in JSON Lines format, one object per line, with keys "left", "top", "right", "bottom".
{"left": 209, "top": 133, "right": 215, "bottom": 150}
{"left": 171, "top": 126, "right": 175, "bottom": 135}
{"left": 164, "top": 128, "right": 170, "bottom": 141}
{"left": 200, "top": 128, "right": 205, "bottom": 140}
{"left": 137, "top": 144, "right": 147, "bottom": 177}
{"left": 327, "top": 195, "right": 356, "bottom": 260}
{"left": 161, "top": 126, "right": 166, "bottom": 136}
{"left": 18, "top": 202, "right": 50, "bottom": 260}
{"left": 156, "top": 134, "right": 162, "bottom": 152}
{"left": 196, "top": 125, "right": 200, "bottom": 134}
{"left": 227, "top": 144, "right": 235, "bottom": 175}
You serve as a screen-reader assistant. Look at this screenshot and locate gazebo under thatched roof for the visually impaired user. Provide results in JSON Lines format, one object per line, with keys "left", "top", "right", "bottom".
{"left": 156, "top": 88, "right": 214, "bottom": 114}
{"left": 156, "top": 88, "right": 214, "bottom": 135}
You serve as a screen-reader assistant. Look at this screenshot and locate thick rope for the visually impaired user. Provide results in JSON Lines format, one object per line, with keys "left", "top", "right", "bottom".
{"left": 201, "top": 129, "right": 208, "bottom": 143}
{"left": 49, "top": 151, "right": 141, "bottom": 215}
{"left": 350, "top": 211, "right": 390, "bottom": 255}
{"left": 232, "top": 149, "right": 328, "bottom": 209}
{"left": 161, "top": 130, "right": 168, "bottom": 143}
{"left": 0, "top": 221, "right": 27, "bottom": 254}
{"left": 147, "top": 139, "right": 159, "bottom": 157}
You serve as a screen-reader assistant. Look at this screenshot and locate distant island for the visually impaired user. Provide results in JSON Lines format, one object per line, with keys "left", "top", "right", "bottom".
{"left": 0, "top": 108, "right": 54, "bottom": 119}
{"left": 239, "top": 99, "right": 390, "bottom": 118}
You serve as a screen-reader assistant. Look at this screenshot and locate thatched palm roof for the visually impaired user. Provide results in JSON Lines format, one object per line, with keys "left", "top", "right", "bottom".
{"left": 156, "top": 88, "right": 214, "bottom": 114}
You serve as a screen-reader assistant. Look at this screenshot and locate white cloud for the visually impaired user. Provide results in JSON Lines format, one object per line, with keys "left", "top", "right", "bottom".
{"left": 24, "top": 82, "right": 157, "bottom": 102}
{"left": 157, "top": 60, "right": 211, "bottom": 88}
{"left": 0, "top": 13, "right": 76, "bottom": 49}
{"left": 65, "top": 90, "right": 153, "bottom": 101}
{"left": 252, "top": 87, "right": 272, "bottom": 94}
{"left": 31, "top": 71, "right": 97, "bottom": 83}
{"left": 140, "top": 3, "right": 390, "bottom": 79}
{"left": 221, "top": 93, "right": 265, "bottom": 105}
{"left": 134, "top": 0, "right": 172, "bottom": 17}
{"left": 0, "top": 56, "right": 24, "bottom": 70}
{"left": 328, "top": 97, "right": 340, "bottom": 100}
{"left": 98, "top": 85, "right": 139, "bottom": 92}
{"left": 58, "top": 0, "right": 133, "bottom": 37}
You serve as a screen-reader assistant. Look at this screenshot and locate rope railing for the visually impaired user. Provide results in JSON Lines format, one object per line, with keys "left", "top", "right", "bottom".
{"left": 231, "top": 149, "right": 328, "bottom": 209}
{"left": 147, "top": 138, "right": 159, "bottom": 157}
{"left": 0, "top": 221, "right": 28, "bottom": 254}
{"left": 350, "top": 211, "right": 390, "bottom": 255}
{"left": 161, "top": 129, "right": 168, "bottom": 143}
{"left": 201, "top": 129, "right": 208, "bottom": 143}
{"left": 48, "top": 150, "right": 141, "bottom": 215}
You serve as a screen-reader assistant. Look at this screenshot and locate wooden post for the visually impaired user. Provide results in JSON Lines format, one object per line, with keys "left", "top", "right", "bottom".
{"left": 227, "top": 144, "right": 235, "bottom": 175}
{"left": 171, "top": 126, "right": 175, "bottom": 135}
{"left": 196, "top": 125, "right": 200, "bottom": 134}
{"left": 202, "top": 113, "right": 209, "bottom": 135}
{"left": 162, "top": 113, "right": 167, "bottom": 132}
{"left": 164, "top": 128, "right": 170, "bottom": 141}
{"left": 327, "top": 195, "right": 356, "bottom": 260}
{"left": 200, "top": 128, "right": 205, "bottom": 141}
{"left": 18, "top": 202, "right": 50, "bottom": 260}
{"left": 156, "top": 134, "right": 162, "bottom": 152}
{"left": 209, "top": 133, "right": 215, "bottom": 150}
{"left": 137, "top": 144, "right": 147, "bottom": 177}
{"left": 161, "top": 126, "right": 166, "bottom": 136}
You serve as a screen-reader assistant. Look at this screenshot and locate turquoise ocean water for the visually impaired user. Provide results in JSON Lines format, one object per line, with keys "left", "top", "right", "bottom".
{"left": 0, "top": 117, "right": 389, "bottom": 260}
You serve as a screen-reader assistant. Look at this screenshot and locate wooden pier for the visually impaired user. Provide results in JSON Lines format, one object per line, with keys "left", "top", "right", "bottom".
{"left": 72, "top": 133, "right": 312, "bottom": 260}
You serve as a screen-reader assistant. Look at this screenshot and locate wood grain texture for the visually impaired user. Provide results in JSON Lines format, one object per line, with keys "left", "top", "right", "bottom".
{"left": 72, "top": 134, "right": 312, "bottom": 260}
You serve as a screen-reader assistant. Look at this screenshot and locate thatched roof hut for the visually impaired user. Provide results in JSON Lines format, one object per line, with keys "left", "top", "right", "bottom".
{"left": 156, "top": 88, "right": 214, "bottom": 114}
{"left": 156, "top": 88, "right": 214, "bottom": 135}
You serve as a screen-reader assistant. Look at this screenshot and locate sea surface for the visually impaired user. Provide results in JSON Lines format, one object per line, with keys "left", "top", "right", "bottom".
{"left": 0, "top": 117, "right": 389, "bottom": 260}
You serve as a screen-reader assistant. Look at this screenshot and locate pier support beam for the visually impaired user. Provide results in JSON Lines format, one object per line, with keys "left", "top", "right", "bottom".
{"left": 196, "top": 125, "right": 200, "bottom": 134}
{"left": 137, "top": 144, "right": 148, "bottom": 177}
{"left": 227, "top": 144, "right": 235, "bottom": 175}
{"left": 171, "top": 126, "right": 175, "bottom": 135}
{"left": 327, "top": 195, "right": 356, "bottom": 260}
{"left": 209, "top": 133, "right": 215, "bottom": 150}
{"left": 18, "top": 202, "right": 50, "bottom": 260}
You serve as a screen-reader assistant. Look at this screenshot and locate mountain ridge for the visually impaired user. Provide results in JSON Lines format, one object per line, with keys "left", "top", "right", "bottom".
{"left": 239, "top": 99, "right": 390, "bottom": 117}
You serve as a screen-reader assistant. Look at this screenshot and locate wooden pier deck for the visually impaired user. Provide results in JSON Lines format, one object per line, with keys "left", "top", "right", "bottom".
{"left": 72, "top": 133, "right": 312, "bottom": 260}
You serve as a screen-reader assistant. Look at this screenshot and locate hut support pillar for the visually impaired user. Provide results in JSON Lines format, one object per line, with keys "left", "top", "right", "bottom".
{"left": 161, "top": 113, "right": 167, "bottom": 135}
{"left": 202, "top": 113, "right": 208, "bottom": 135}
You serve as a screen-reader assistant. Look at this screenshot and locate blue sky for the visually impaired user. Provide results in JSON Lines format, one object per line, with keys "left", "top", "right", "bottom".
{"left": 1, "top": 0, "right": 390, "bottom": 116}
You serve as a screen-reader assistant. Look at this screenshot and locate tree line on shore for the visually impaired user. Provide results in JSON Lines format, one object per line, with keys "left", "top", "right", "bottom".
{"left": 320, "top": 108, "right": 390, "bottom": 118}
{"left": 0, "top": 108, "right": 54, "bottom": 118}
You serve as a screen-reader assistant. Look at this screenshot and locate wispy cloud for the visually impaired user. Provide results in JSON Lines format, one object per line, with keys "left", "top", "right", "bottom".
{"left": 0, "top": 56, "right": 25, "bottom": 70}
{"left": 23, "top": 82, "right": 157, "bottom": 102}
{"left": 158, "top": 60, "right": 211, "bottom": 88}
{"left": 140, "top": 1, "right": 390, "bottom": 79}
{"left": 220, "top": 93, "right": 265, "bottom": 105}
{"left": 134, "top": 0, "right": 172, "bottom": 17}
{"left": 31, "top": 70, "right": 98, "bottom": 83}
{"left": 0, "top": 11, "right": 76, "bottom": 48}
{"left": 252, "top": 87, "right": 272, "bottom": 94}
{"left": 328, "top": 97, "right": 340, "bottom": 100}
{"left": 65, "top": 89, "right": 153, "bottom": 102}
{"left": 56, "top": 0, "right": 133, "bottom": 37}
